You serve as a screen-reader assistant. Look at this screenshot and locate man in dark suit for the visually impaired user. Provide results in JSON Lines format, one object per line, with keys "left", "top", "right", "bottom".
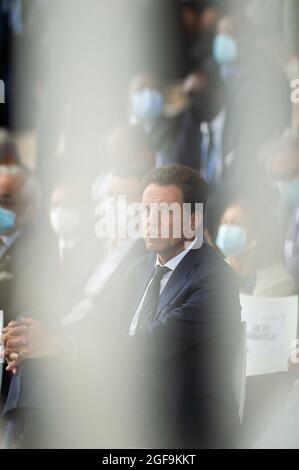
{"left": 38, "top": 163, "right": 241, "bottom": 449}
{"left": 0, "top": 164, "right": 45, "bottom": 438}
{"left": 94, "top": 163, "right": 242, "bottom": 449}
{"left": 2, "top": 164, "right": 241, "bottom": 449}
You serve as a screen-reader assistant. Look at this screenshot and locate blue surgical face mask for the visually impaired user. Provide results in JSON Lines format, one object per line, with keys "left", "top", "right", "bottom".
{"left": 132, "top": 88, "right": 164, "bottom": 121}
{"left": 213, "top": 33, "right": 238, "bottom": 66}
{"left": 0, "top": 206, "right": 16, "bottom": 234}
{"left": 277, "top": 179, "right": 299, "bottom": 206}
{"left": 216, "top": 224, "right": 248, "bottom": 258}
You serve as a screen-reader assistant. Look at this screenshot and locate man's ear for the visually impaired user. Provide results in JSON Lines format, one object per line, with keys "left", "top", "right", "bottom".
{"left": 184, "top": 210, "right": 202, "bottom": 240}
{"left": 191, "top": 210, "right": 202, "bottom": 232}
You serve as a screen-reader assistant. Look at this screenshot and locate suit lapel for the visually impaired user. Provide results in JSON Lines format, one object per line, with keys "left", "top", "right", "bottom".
{"left": 156, "top": 248, "right": 203, "bottom": 317}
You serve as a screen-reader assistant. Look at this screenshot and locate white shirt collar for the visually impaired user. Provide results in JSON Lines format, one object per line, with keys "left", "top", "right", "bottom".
{"left": 155, "top": 238, "right": 198, "bottom": 272}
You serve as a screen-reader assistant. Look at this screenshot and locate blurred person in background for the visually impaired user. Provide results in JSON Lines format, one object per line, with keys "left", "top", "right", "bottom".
{"left": 0, "top": 124, "right": 155, "bottom": 448}
{"left": 182, "top": 59, "right": 225, "bottom": 184}
{"left": 0, "top": 165, "right": 42, "bottom": 438}
{"left": 61, "top": 124, "right": 155, "bottom": 328}
{"left": 264, "top": 131, "right": 299, "bottom": 291}
{"left": 214, "top": 199, "right": 295, "bottom": 296}
{"left": 183, "top": 0, "right": 220, "bottom": 68}
{"left": 214, "top": 9, "right": 291, "bottom": 191}
{"left": 48, "top": 179, "right": 102, "bottom": 311}
{"left": 92, "top": 124, "right": 154, "bottom": 205}
{"left": 0, "top": 165, "right": 41, "bottom": 326}
{"left": 0, "top": 129, "right": 22, "bottom": 167}
{"left": 212, "top": 193, "right": 296, "bottom": 448}
{"left": 0, "top": 174, "right": 99, "bottom": 449}
{"left": 213, "top": 14, "right": 239, "bottom": 81}
{"left": 129, "top": 71, "right": 201, "bottom": 170}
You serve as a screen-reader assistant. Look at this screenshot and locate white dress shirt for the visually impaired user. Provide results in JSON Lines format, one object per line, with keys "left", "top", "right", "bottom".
{"left": 129, "top": 238, "right": 197, "bottom": 336}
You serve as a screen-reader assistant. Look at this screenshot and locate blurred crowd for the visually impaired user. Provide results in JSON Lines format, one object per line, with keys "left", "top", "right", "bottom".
{"left": 1, "top": 0, "right": 299, "bottom": 449}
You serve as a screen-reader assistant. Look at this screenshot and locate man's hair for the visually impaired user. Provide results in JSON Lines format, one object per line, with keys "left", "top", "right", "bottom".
{"left": 143, "top": 164, "right": 208, "bottom": 212}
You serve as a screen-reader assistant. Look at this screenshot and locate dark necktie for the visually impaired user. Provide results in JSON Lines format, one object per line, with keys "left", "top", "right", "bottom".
{"left": 138, "top": 265, "right": 170, "bottom": 329}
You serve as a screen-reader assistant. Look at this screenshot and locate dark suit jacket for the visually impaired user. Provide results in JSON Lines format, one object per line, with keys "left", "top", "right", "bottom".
{"left": 98, "top": 243, "right": 242, "bottom": 449}
{"left": 0, "top": 225, "right": 47, "bottom": 325}
{"left": 0, "top": 225, "right": 51, "bottom": 411}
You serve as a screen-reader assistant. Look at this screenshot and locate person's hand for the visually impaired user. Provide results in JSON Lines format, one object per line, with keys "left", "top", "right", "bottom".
{"left": 2, "top": 317, "right": 60, "bottom": 374}
{"left": 182, "top": 72, "right": 207, "bottom": 98}
{"left": 1, "top": 320, "right": 25, "bottom": 375}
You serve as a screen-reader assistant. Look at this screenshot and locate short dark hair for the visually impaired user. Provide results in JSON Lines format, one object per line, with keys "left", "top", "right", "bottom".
{"left": 143, "top": 164, "right": 208, "bottom": 212}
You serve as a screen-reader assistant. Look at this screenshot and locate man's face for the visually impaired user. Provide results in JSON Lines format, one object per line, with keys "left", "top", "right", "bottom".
{"left": 142, "top": 184, "right": 187, "bottom": 257}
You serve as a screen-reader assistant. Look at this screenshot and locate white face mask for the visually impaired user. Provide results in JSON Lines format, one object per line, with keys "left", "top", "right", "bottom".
{"left": 50, "top": 205, "right": 80, "bottom": 240}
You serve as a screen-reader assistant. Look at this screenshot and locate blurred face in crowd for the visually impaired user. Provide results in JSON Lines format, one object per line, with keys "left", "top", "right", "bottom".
{"left": 181, "top": 4, "right": 218, "bottom": 41}
{"left": 216, "top": 203, "right": 255, "bottom": 259}
{"left": 50, "top": 185, "right": 83, "bottom": 241}
{"left": 197, "top": 6, "right": 219, "bottom": 33}
{"left": 107, "top": 175, "right": 142, "bottom": 205}
{"left": 0, "top": 167, "right": 34, "bottom": 235}
{"left": 268, "top": 145, "right": 299, "bottom": 206}
{"left": 181, "top": 5, "right": 198, "bottom": 40}
{"left": 129, "top": 73, "right": 164, "bottom": 123}
{"left": 218, "top": 15, "right": 235, "bottom": 36}
{"left": 142, "top": 183, "right": 199, "bottom": 262}
{"left": 213, "top": 15, "right": 238, "bottom": 68}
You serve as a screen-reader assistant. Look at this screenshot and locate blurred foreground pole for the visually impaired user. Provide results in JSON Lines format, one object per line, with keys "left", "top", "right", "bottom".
{"left": 284, "top": 0, "right": 299, "bottom": 130}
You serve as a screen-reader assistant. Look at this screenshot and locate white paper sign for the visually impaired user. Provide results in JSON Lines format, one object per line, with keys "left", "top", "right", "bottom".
{"left": 240, "top": 295, "right": 298, "bottom": 376}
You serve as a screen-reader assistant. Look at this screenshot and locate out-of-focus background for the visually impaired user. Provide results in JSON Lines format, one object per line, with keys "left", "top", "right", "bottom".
{"left": 1, "top": 0, "right": 299, "bottom": 449}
